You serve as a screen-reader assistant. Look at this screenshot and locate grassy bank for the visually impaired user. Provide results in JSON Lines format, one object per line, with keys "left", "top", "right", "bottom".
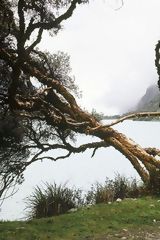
{"left": 1, "top": 197, "right": 160, "bottom": 240}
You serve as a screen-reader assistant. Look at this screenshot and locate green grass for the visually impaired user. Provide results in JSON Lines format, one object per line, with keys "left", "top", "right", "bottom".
{"left": 1, "top": 197, "right": 160, "bottom": 240}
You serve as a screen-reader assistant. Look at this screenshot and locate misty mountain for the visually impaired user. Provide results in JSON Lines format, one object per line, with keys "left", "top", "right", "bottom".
{"left": 132, "top": 84, "right": 160, "bottom": 112}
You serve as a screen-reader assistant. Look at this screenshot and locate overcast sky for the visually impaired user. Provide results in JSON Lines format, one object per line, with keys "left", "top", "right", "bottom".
{"left": 39, "top": 0, "right": 160, "bottom": 114}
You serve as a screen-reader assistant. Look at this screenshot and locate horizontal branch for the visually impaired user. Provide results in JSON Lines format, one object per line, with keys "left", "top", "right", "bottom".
{"left": 105, "top": 112, "right": 160, "bottom": 127}
{"left": 90, "top": 112, "right": 160, "bottom": 131}
{"left": 24, "top": 140, "right": 109, "bottom": 166}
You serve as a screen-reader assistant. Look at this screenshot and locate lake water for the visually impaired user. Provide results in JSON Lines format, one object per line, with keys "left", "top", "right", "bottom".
{"left": 0, "top": 120, "right": 160, "bottom": 220}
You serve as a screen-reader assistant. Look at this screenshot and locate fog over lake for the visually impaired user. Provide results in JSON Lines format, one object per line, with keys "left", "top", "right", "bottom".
{"left": 1, "top": 120, "right": 160, "bottom": 220}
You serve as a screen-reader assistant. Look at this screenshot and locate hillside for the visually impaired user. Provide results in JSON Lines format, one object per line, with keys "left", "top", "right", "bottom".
{"left": 133, "top": 84, "right": 160, "bottom": 112}
{"left": 1, "top": 198, "right": 160, "bottom": 240}
{"left": 103, "top": 85, "right": 160, "bottom": 120}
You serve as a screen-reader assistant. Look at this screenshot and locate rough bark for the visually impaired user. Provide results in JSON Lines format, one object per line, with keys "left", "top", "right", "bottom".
{"left": 1, "top": 45, "right": 160, "bottom": 188}
{"left": 1, "top": 0, "right": 160, "bottom": 195}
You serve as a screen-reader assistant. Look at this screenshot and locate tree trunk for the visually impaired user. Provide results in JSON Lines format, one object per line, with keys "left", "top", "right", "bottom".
{"left": 91, "top": 126, "right": 160, "bottom": 190}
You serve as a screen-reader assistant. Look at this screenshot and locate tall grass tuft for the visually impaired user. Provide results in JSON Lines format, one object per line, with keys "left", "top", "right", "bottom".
{"left": 25, "top": 175, "right": 147, "bottom": 219}
{"left": 25, "top": 182, "right": 83, "bottom": 219}
{"left": 86, "top": 174, "right": 145, "bottom": 204}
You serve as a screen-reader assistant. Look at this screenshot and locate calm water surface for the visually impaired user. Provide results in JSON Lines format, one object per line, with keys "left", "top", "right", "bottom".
{"left": 0, "top": 120, "right": 160, "bottom": 220}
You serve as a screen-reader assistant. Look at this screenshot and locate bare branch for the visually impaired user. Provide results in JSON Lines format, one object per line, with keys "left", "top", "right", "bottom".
{"left": 24, "top": 0, "right": 85, "bottom": 41}
{"left": 26, "top": 28, "right": 43, "bottom": 54}
{"left": 90, "top": 112, "right": 160, "bottom": 131}
{"left": 106, "top": 112, "right": 160, "bottom": 127}
{"left": 91, "top": 147, "right": 98, "bottom": 157}
{"left": 115, "top": 0, "right": 124, "bottom": 11}
{"left": 18, "top": 0, "right": 25, "bottom": 35}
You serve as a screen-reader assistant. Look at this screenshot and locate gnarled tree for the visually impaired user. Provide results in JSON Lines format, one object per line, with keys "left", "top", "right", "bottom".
{"left": 1, "top": 0, "right": 160, "bottom": 198}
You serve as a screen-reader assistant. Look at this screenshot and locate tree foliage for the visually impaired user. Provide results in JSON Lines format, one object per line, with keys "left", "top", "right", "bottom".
{"left": 0, "top": 0, "right": 160, "bottom": 199}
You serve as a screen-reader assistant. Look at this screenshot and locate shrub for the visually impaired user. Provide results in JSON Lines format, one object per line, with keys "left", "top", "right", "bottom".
{"left": 25, "top": 182, "right": 83, "bottom": 219}
{"left": 86, "top": 174, "right": 145, "bottom": 204}
{"left": 86, "top": 180, "right": 115, "bottom": 204}
{"left": 25, "top": 175, "right": 148, "bottom": 219}
{"left": 113, "top": 174, "right": 129, "bottom": 199}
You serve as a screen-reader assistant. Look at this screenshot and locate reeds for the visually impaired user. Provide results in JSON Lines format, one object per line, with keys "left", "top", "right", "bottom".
{"left": 25, "top": 182, "right": 83, "bottom": 219}
{"left": 25, "top": 175, "right": 146, "bottom": 219}
{"left": 86, "top": 174, "right": 145, "bottom": 204}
